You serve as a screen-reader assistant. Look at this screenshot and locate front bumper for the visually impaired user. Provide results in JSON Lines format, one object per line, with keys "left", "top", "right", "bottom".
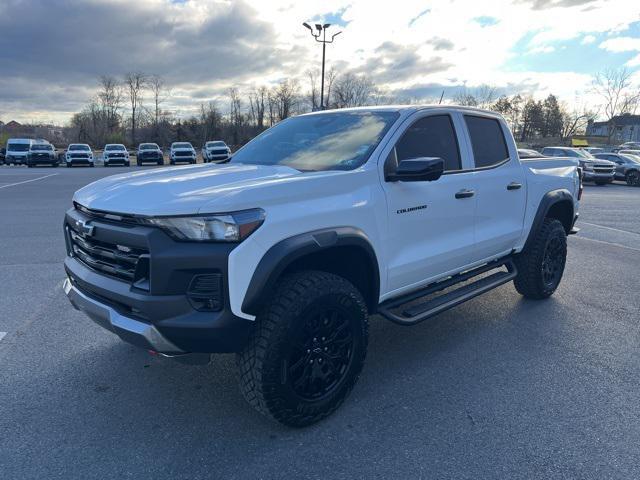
{"left": 582, "top": 171, "right": 614, "bottom": 182}
{"left": 6, "top": 155, "right": 27, "bottom": 164}
{"left": 28, "top": 155, "right": 58, "bottom": 165}
{"left": 206, "top": 154, "right": 230, "bottom": 163}
{"left": 63, "top": 207, "right": 252, "bottom": 354}
{"left": 64, "top": 277, "right": 184, "bottom": 354}
{"left": 104, "top": 156, "right": 129, "bottom": 165}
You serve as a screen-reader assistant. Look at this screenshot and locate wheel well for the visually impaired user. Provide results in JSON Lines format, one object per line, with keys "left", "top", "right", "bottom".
{"left": 282, "top": 246, "right": 378, "bottom": 313}
{"left": 546, "top": 200, "right": 573, "bottom": 234}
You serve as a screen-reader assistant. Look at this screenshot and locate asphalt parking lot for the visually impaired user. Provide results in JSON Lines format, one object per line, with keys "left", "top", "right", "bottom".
{"left": 1, "top": 166, "right": 639, "bottom": 479}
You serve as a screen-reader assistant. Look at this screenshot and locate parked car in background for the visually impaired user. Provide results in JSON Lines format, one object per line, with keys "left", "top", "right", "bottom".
{"left": 169, "top": 142, "right": 196, "bottom": 165}
{"left": 27, "top": 142, "right": 58, "bottom": 167}
{"left": 594, "top": 152, "right": 640, "bottom": 186}
{"left": 517, "top": 148, "right": 542, "bottom": 159}
{"left": 202, "top": 140, "right": 231, "bottom": 163}
{"left": 65, "top": 144, "right": 94, "bottom": 167}
{"left": 5, "top": 138, "right": 33, "bottom": 165}
{"left": 618, "top": 142, "right": 640, "bottom": 151}
{"left": 0, "top": 147, "right": 6, "bottom": 164}
{"left": 581, "top": 147, "right": 604, "bottom": 155}
{"left": 103, "top": 144, "right": 130, "bottom": 167}
{"left": 618, "top": 149, "right": 640, "bottom": 157}
{"left": 136, "top": 143, "right": 164, "bottom": 166}
{"left": 541, "top": 146, "right": 615, "bottom": 185}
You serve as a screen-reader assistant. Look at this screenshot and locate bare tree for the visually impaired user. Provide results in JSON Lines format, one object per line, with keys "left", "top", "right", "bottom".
{"left": 248, "top": 86, "right": 267, "bottom": 129}
{"left": 273, "top": 79, "right": 300, "bottom": 120}
{"left": 97, "top": 75, "right": 123, "bottom": 136}
{"left": 123, "top": 72, "right": 147, "bottom": 145}
{"left": 324, "top": 67, "right": 338, "bottom": 109}
{"left": 591, "top": 68, "right": 635, "bottom": 142}
{"left": 453, "top": 84, "right": 499, "bottom": 109}
{"left": 228, "top": 87, "right": 244, "bottom": 145}
{"left": 147, "top": 74, "right": 170, "bottom": 139}
{"left": 560, "top": 103, "right": 597, "bottom": 140}
{"left": 306, "top": 69, "right": 320, "bottom": 111}
{"left": 332, "top": 73, "right": 375, "bottom": 108}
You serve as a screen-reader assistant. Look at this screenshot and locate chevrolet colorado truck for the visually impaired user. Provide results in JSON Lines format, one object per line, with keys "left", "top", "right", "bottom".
{"left": 62, "top": 106, "right": 581, "bottom": 427}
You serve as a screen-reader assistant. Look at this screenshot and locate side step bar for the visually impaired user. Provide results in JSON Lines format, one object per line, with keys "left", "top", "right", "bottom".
{"left": 378, "top": 258, "right": 518, "bottom": 326}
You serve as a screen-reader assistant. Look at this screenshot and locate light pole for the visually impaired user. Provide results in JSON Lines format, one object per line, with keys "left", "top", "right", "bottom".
{"left": 302, "top": 22, "right": 341, "bottom": 110}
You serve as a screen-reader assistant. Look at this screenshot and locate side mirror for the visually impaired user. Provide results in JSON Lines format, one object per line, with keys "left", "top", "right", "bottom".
{"left": 387, "top": 157, "right": 445, "bottom": 182}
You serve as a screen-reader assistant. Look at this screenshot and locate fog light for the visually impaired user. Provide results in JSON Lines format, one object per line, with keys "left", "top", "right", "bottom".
{"left": 187, "top": 274, "right": 223, "bottom": 312}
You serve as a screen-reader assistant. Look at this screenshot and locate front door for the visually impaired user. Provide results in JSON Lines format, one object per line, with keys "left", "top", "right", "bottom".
{"left": 381, "top": 112, "right": 478, "bottom": 295}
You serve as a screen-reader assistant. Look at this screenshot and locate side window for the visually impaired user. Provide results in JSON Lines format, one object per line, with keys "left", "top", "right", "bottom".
{"left": 394, "top": 115, "right": 461, "bottom": 171}
{"left": 464, "top": 115, "right": 510, "bottom": 168}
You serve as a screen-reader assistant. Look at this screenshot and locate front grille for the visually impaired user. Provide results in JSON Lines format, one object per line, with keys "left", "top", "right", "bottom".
{"left": 175, "top": 150, "right": 193, "bottom": 157}
{"left": 69, "top": 153, "right": 89, "bottom": 159}
{"left": 209, "top": 149, "right": 228, "bottom": 155}
{"left": 67, "top": 224, "right": 149, "bottom": 284}
{"left": 108, "top": 153, "right": 125, "bottom": 158}
{"left": 594, "top": 164, "right": 614, "bottom": 173}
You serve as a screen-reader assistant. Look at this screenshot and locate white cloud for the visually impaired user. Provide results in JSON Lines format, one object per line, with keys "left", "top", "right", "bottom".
{"left": 581, "top": 34, "right": 596, "bottom": 44}
{"left": 2, "top": 0, "right": 640, "bottom": 123}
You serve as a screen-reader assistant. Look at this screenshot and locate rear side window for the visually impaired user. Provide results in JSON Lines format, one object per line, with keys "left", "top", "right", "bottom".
{"left": 395, "top": 115, "right": 461, "bottom": 171}
{"left": 464, "top": 116, "right": 509, "bottom": 168}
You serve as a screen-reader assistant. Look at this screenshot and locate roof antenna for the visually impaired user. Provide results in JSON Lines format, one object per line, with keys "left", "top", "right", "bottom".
{"left": 438, "top": 90, "right": 445, "bottom": 104}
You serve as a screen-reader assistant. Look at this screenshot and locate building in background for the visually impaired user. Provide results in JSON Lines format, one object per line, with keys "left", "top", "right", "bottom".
{"left": 587, "top": 114, "right": 640, "bottom": 143}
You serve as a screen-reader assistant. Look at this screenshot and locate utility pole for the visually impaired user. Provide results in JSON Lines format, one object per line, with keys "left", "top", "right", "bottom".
{"left": 302, "top": 22, "right": 342, "bottom": 110}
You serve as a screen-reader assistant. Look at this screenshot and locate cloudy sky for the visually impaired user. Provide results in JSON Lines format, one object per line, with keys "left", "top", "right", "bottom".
{"left": 1, "top": 0, "right": 639, "bottom": 124}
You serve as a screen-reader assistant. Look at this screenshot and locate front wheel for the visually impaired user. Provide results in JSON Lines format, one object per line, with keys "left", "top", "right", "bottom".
{"left": 237, "top": 271, "right": 369, "bottom": 427}
{"left": 626, "top": 170, "right": 640, "bottom": 186}
{"left": 513, "top": 218, "right": 567, "bottom": 299}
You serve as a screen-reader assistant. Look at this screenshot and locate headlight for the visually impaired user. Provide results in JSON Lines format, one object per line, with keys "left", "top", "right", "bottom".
{"left": 583, "top": 162, "right": 593, "bottom": 171}
{"left": 145, "top": 209, "right": 265, "bottom": 242}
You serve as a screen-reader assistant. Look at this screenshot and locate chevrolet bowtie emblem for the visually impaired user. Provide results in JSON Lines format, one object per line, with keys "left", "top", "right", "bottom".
{"left": 75, "top": 219, "right": 95, "bottom": 237}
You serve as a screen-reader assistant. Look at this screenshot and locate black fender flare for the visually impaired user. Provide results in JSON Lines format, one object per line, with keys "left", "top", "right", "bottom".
{"left": 522, "top": 189, "right": 574, "bottom": 252}
{"left": 241, "top": 227, "right": 380, "bottom": 316}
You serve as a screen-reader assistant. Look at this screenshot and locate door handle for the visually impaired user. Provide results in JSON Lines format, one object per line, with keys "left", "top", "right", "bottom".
{"left": 455, "top": 189, "right": 475, "bottom": 199}
{"left": 507, "top": 182, "right": 522, "bottom": 190}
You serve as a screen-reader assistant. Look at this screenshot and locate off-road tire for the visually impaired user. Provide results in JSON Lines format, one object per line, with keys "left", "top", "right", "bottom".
{"left": 237, "top": 270, "right": 369, "bottom": 427}
{"left": 513, "top": 218, "right": 567, "bottom": 299}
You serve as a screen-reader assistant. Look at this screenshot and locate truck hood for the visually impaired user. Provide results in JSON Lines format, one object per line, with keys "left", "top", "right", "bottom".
{"left": 73, "top": 163, "right": 302, "bottom": 216}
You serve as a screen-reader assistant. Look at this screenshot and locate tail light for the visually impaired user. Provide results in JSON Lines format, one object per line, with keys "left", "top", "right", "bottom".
{"left": 577, "top": 167, "right": 583, "bottom": 200}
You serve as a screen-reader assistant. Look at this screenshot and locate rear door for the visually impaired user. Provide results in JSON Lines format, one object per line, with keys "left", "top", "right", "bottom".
{"left": 461, "top": 114, "right": 526, "bottom": 262}
{"left": 380, "top": 111, "right": 478, "bottom": 294}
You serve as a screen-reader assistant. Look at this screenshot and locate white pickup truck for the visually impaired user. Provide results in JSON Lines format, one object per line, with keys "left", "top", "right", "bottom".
{"left": 62, "top": 106, "right": 581, "bottom": 426}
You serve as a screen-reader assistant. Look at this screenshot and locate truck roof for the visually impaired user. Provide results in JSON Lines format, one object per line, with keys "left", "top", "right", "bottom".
{"left": 300, "top": 104, "right": 502, "bottom": 117}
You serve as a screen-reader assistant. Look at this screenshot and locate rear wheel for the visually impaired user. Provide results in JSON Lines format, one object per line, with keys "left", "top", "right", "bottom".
{"left": 626, "top": 170, "right": 640, "bottom": 186}
{"left": 237, "top": 271, "right": 369, "bottom": 427}
{"left": 513, "top": 218, "right": 567, "bottom": 299}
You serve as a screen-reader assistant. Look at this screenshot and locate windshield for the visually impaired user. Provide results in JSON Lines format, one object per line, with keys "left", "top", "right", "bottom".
{"left": 206, "top": 141, "right": 226, "bottom": 148}
{"left": 105, "top": 145, "right": 125, "bottom": 151}
{"left": 69, "top": 144, "right": 90, "bottom": 151}
{"left": 173, "top": 143, "right": 192, "bottom": 149}
{"left": 31, "top": 144, "right": 53, "bottom": 151}
{"left": 571, "top": 149, "right": 593, "bottom": 158}
{"left": 140, "top": 143, "right": 158, "bottom": 150}
{"left": 230, "top": 111, "right": 399, "bottom": 172}
{"left": 7, "top": 143, "right": 30, "bottom": 152}
{"left": 621, "top": 154, "right": 640, "bottom": 164}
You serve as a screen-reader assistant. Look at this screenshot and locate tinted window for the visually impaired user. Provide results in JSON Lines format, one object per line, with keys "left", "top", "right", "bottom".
{"left": 395, "top": 115, "right": 461, "bottom": 171}
{"left": 465, "top": 116, "right": 509, "bottom": 168}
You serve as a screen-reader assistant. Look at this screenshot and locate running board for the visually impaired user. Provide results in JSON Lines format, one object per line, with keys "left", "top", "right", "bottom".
{"left": 378, "top": 258, "right": 517, "bottom": 326}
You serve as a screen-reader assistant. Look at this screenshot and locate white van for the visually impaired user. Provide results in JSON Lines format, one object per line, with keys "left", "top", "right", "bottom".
{"left": 5, "top": 138, "right": 33, "bottom": 165}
